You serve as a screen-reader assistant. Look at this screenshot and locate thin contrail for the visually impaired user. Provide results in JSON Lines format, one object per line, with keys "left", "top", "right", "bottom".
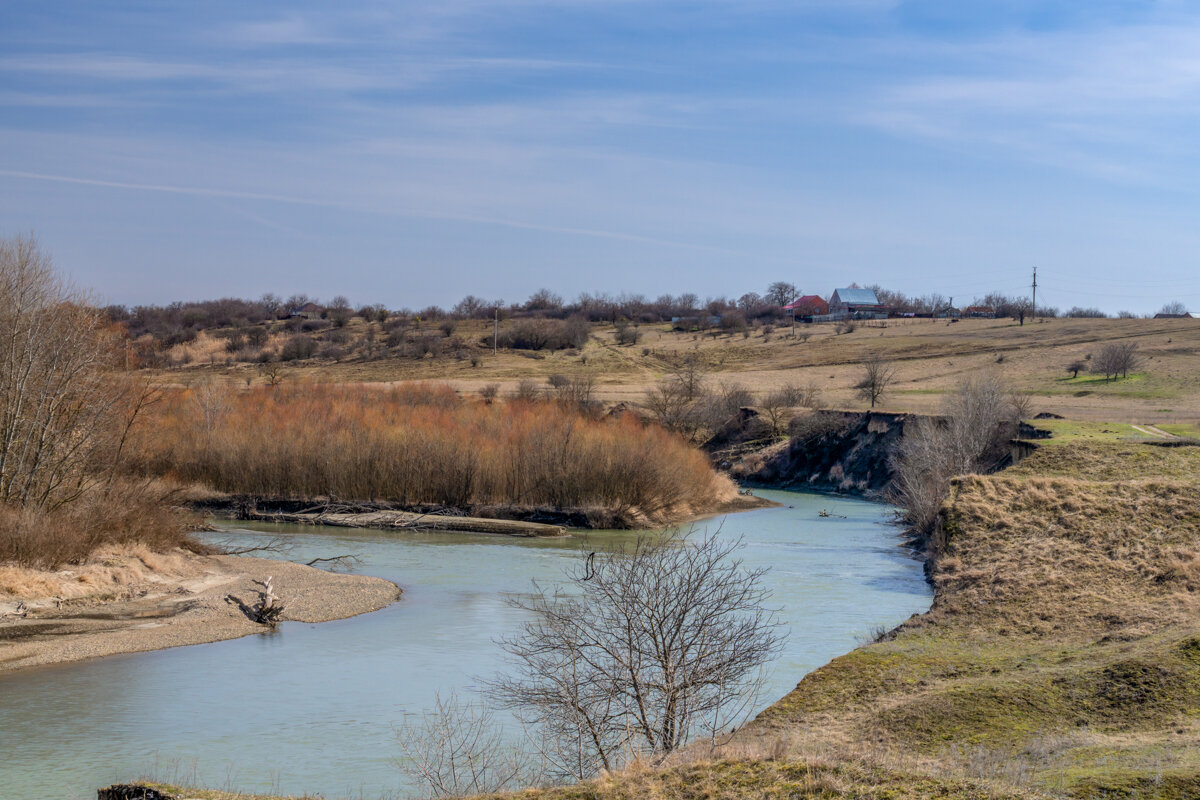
{"left": 0, "top": 168, "right": 738, "bottom": 254}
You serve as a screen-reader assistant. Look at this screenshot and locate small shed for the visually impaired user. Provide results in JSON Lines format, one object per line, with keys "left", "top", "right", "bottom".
{"left": 290, "top": 302, "right": 325, "bottom": 320}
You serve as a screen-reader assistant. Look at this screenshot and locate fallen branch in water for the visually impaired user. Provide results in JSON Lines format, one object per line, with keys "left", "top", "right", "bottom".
{"left": 214, "top": 535, "right": 295, "bottom": 556}
{"left": 305, "top": 553, "right": 363, "bottom": 571}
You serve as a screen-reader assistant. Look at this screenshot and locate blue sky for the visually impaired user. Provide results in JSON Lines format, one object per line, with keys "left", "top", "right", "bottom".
{"left": 2, "top": 0, "right": 1199, "bottom": 313}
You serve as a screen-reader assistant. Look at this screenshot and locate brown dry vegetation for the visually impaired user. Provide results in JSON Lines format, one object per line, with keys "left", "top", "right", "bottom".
{"left": 0, "top": 480, "right": 200, "bottom": 570}
{"left": 151, "top": 316, "right": 1200, "bottom": 427}
{"left": 128, "top": 382, "right": 736, "bottom": 527}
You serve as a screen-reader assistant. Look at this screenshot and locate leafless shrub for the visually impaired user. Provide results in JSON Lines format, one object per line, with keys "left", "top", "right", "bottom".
{"left": 395, "top": 691, "right": 543, "bottom": 797}
{"left": 1009, "top": 391, "right": 1034, "bottom": 423}
{"left": 490, "top": 530, "right": 785, "bottom": 778}
{"left": 512, "top": 379, "right": 542, "bottom": 402}
{"left": 855, "top": 355, "right": 895, "bottom": 408}
{"left": 479, "top": 383, "right": 499, "bottom": 404}
{"left": 546, "top": 374, "right": 597, "bottom": 413}
{"left": 891, "top": 374, "right": 1016, "bottom": 532}
{"left": 797, "top": 381, "right": 823, "bottom": 408}
{"left": 614, "top": 319, "right": 641, "bottom": 345}
{"left": 787, "top": 411, "right": 848, "bottom": 441}
{"left": 0, "top": 479, "right": 199, "bottom": 568}
{"left": 759, "top": 384, "right": 803, "bottom": 437}
{"left": 0, "top": 235, "right": 136, "bottom": 509}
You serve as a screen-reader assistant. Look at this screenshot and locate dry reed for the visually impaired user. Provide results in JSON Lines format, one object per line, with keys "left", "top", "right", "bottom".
{"left": 130, "top": 382, "right": 733, "bottom": 525}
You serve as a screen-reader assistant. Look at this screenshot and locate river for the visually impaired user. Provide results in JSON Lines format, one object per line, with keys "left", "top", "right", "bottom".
{"left": 0, "top": 489, "right": 931, "bottom": 800}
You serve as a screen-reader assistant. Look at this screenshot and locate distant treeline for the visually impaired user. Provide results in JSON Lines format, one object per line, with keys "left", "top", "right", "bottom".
{"left": 106, "top": 285, "right": 1046, "bottom": 333}
{"left": 102, "top": 283, "right": 1174, "bottom": 360}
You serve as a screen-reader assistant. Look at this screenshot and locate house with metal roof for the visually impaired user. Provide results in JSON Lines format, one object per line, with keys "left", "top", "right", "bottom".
{"left": 829, "top": 288, "right": 882, "bottom": 315}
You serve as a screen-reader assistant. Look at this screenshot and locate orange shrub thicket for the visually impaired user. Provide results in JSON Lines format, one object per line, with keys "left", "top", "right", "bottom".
{"left": 133, "top": 383, "right": 733, "bottom": 524}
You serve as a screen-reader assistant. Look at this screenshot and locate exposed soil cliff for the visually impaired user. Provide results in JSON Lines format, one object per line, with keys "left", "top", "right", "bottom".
{"left": 721, "top": 410, "right": 915, "bottom": 496}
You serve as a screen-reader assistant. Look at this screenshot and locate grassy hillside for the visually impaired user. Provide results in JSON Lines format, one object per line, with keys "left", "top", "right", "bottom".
{"left": 751, "top": 431, "right": 1200, "bottom": 798}
{"left": 150, "top": 316, "right": 1200, "bottom": 424}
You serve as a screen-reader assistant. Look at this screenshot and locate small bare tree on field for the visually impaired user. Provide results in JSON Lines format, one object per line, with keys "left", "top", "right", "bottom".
{"left": 759, "top": 384, "right": 803, "bottom": 438}
{"left": 259, "top": 363, "right": 285, "bottom": 386}
{"left": 491, "top": 530, "right": 784, "bottom": 779}
{"left": 1066, "top": 360, "right": 1086, "bottom": 379}
{"left": 1091, "top": 343, "right": 1141, "bottom": 380}
{"left": 855, "top": 355, "right": 895, "bottom": 408}
{"left": 642, "top": 355, "right": 712, "bottom": 440}
{"left": 1008, "top": 392, "right": 1034, "bottom": 424}
{"left": 1160, "top": 301, "right": 1188, "bottom": 316}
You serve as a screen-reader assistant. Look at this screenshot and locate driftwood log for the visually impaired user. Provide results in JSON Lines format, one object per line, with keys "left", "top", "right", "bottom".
{"left": 245, "top": 509, "right": 566, "bottom": 537}
{"left": 98, "top": 786, "right": 176, "bottom": 800}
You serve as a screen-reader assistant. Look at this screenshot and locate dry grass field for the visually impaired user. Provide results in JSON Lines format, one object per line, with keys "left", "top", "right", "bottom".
{"left": 156, "top": 316, "right": 1200, "bottom": 425}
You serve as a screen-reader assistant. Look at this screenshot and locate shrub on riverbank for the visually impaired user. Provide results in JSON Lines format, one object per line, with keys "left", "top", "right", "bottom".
{"left": 131, "top": 382, "right": 734, "bottom": 525}
{"left": 0, "top": 481, "right": 199, "bottom": 570}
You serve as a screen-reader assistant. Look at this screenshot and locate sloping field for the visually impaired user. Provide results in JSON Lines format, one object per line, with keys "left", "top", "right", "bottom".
{"left": 161, "top": 317, "right": 1200, "bottom": 423}
{"left": 751, "top": 435, "right": 1200, "bottom": 798}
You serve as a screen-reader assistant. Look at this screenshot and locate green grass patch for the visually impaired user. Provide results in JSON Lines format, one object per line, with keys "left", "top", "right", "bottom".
{"left": 1157, "top": 423, "right": 1200, "bottom": 438}
{"left": 1056, "top": 372, "right": 1150, "bottom": 386}
{"left": 1021, "top": 420, "right": 1143, "bottom": 444}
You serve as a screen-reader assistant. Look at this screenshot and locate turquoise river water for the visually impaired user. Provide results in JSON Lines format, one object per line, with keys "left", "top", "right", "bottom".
{"left": 0, "top": 489, "right": 931, "bottom": 800}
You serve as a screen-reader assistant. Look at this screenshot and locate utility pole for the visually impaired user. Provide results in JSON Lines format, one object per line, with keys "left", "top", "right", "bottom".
{"left": 493, "top": 307, "right": 499, "bottom": 355}
{"left": 790, "top": 284, "right": 796, "bottom": 338}
{"left": 1032, "top": 267, "right": 1038, "bottom": 321}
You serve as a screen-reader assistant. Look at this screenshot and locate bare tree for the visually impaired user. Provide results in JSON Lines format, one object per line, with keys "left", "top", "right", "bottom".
{"left": 395, "top": 691, "right": 539, "bottom": 797}
{"left": 855, "top": 355, "right": 895, "bottom": 408}
{"left": 1066, "top": 360, "right": 1086, "bottom": 379}
{"left": 491, "top": 530, "right": 784, "bottom": 778}
{"left": 758, "top": 384, "right": 802, "bottom": 438}
{"left": 1091, "top": 343, "right": 1141, "bottom": 380}
{"left": 764, "top": 281, "right": 796, "bottom": 307}
{"left": 1008, "top": 391, "right": 1034, "bottom": 424}
{"left": 0, "top": 234, "right": 140, "bottom": 509}
{"left": 1159, "top": 301, "right": 1188, "bottom": 316}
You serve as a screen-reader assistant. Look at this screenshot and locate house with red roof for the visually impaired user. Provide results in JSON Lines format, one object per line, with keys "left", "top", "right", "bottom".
{"left": 784, "top": 295, "right": 829, "bottom": 316}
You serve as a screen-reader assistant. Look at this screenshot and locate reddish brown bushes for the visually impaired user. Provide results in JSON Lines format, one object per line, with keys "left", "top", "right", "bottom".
{"left": 131, "top": 382, "right": 733, "bottom": 525}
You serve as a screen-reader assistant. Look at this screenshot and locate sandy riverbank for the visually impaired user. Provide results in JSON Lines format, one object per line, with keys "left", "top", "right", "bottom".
{"left": 0, "top": 547, "right": 400, "bottom": 673}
